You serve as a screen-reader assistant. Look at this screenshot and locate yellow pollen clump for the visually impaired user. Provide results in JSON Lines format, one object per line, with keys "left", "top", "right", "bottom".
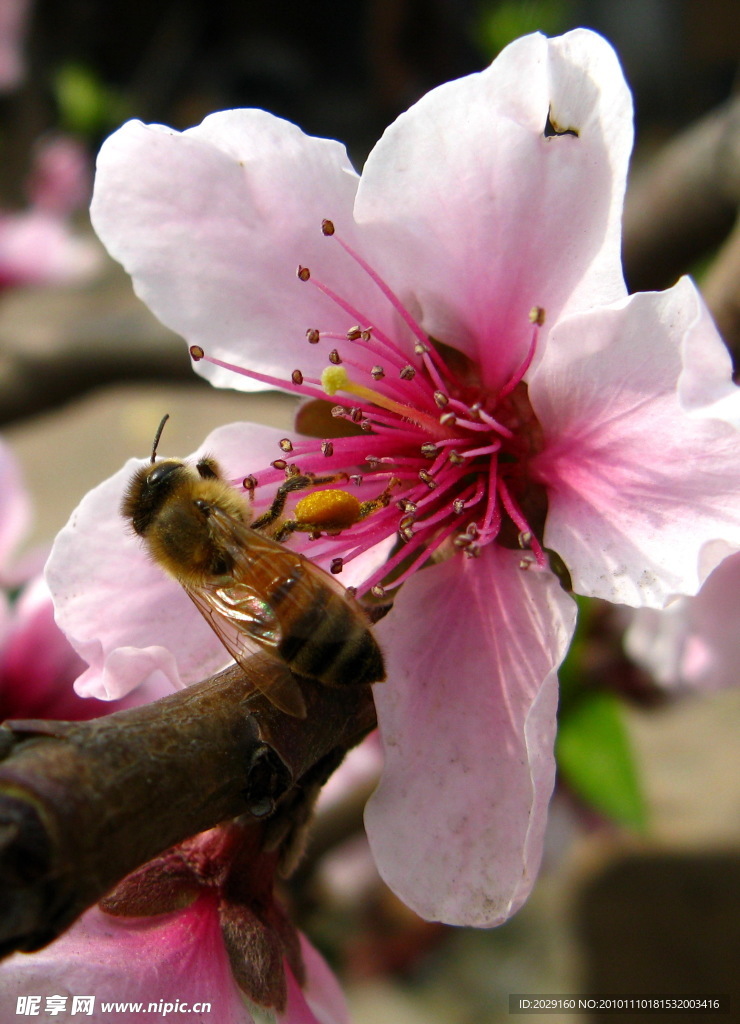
{"left": 294, "top": 488, "right": 362, "bottom": 530}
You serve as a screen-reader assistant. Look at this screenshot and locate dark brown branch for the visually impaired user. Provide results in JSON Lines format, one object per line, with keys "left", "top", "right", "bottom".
{"left": 623, "top": 95, "right": 740, "bottom": 296}
{"left": 700, "top": 215, "right": 740, "bottom": 354}
{"left": 0, "top": 662, "right": 376, "bottom": 959}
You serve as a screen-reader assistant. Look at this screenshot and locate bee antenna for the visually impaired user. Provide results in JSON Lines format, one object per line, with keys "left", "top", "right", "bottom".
{"left": 150, "top": 414, "right": 170, "bottom": 463}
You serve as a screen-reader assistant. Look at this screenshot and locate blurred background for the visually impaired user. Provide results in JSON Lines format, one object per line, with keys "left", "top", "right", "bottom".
{"left": 0, "top": 1, "right": 738, "bottom": 1021}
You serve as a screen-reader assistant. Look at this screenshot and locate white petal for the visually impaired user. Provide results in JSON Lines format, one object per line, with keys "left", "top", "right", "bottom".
{"left": 354, "top": 29, "right": 632, "bottom": 385}
{"left": 531, "top": 278, "right": 740, "bottom": 606}
{"left": 91, "top": 112, "right": 400, "bottom": 392}
{"left": 366, "top": 549, "right": 576, "bottom": 925}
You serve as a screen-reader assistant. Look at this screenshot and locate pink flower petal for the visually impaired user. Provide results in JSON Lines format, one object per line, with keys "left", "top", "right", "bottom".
{"left": 365, "top": 547, "right": 576, "bottom": 926}
{"left": 90, "top": 112, "right": 401, "bottom": 393}
{"left": 282, "top": 935, "right": 349, "bottom": 1024}
{"left": 0, "top": 209, "right": 101, "bottom": 287}
{"left": 46, "top": 422, "right": 296, "bottom": 701}
{"left": 0, "top": 575, "right": 99, "bottom": 720}
{"left": 530, "top": 277, "right": 740, "bottom": 606}
{"left": 354, "top": 29, "right": 631, "bottom": 386}
{"left": 626, "top": 547, "right": 740, "bottom": 691}
{"left": 0, "top": 897, "right": 251, "bottom": 1023}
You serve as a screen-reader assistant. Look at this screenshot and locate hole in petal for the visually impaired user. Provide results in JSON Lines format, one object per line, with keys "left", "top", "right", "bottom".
{"left": 544, "top": 110, "right": 580, "bottom": 138}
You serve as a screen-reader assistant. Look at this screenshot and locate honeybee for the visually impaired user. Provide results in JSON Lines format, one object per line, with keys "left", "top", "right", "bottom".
{"left": 121, "top": 416, "right": 385, "bottom": 717}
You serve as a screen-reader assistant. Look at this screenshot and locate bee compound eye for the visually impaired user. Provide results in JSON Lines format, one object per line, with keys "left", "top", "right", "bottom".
{"left": 147, "top": 461, "right": 181, "bottom": 487}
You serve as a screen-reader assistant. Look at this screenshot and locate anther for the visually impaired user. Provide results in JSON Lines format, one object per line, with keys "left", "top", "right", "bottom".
{"left": 414, "top": 342, "right": 429, "bottom": 355}
{"left": 418, "top": 470, "right": 437, "bottom": 489}
{"left": 331, "top": 405, "right": 345, "bottom": 418}
{"left": 350, "top": 407, "right": 363, "bottom": 423}
{"left": 360, "top": 421, "right": 373, "bottom": 431}
{"left": 434, "top": 391, "right": 449, "bottom": 408}
{"left": 346, "top": 326, "right": 362, "bottom": 340}
{"left": 329, "top": 349, "right": 342, "bottom": 365}
{"left": 297, "top": 266, "right": 311, "bottom": 282}
{"left": 440, "top": 412, "right": 456, "bottom": 426}
{"left": 519, "top": 555, "right": 537, "bottom": 570}
{"left": 330, "top": 557, "right": 344, "bottom": 575}
{"left": 279, "top": 439, "right": 294, "bottom": 453}
{"left": 518, "top": 530, "right": 533, "bottom": 549}
{"left": 453, "top": 498, "right": 465, "bottom": 514}
{"left": 271, "top": 459, "right": 287, "bottom": 471}
{"left": 292, "top": 369, "right": 304, "bottom": 385}
{"left": 529, "top": 305, "right": 546, "bottom": 326}
{"left": 360, "top": 329, "right": 372, "bottom": 342}
{"left": 190, "top": 345, "right": 204, "bottom": 361}
{"left": 321, "top": 219, "right": 335, "bottom": 236}
{"left": 371, "top": 365, "right": 385, "bottom": 380}
{"left": 366, "top": 456, "right": 380, "bottom": 468}
{"left": 454, "top": 525, "right": 479, "bottom": 548}
{"left": 400, "top": 514, "right": 416, "bottom": 531}
{"left": 371, "top": 584, "right": 387, "bottom": 598}
{"left": 448, "top": 450, "right": 464, "bottom": 465}
{"left": 349, "top": 475, "right": 363, "bottom": 486}
{"left": 399, "top": 523, "right": 415, "bottom": 543}
{"left": 321, "top": 440, "right": 334, "bottom": 457}
{"left": 397, "top": 498, "right": 417, "bottom": 513}
{"left": 243, "top": 475, "right": 257, "bottom": 496}
{"left": 400, "top": 365, "right": 416, "bottom": 381}
{"left": 306, "top": 328, "right": 320, "bottom": 344}
{"left": 420, "top": 442, "right": 439, "bottom": 458}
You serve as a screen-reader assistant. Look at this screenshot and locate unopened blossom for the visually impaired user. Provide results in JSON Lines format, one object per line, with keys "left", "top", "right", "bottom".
{"left": 0, "top": 892, "right": 346, "bottom": 1024}
{"left": 0, "top": 207, "right": 100, "bottom": 289}
{"left": 26, "top": 135, "right": 93, "bottom": 215}
{"left": 49, "top": 29, "right": 740, "bottom": 927}
{"left": 0, "top": 132, "right": 99, "bottom": 290}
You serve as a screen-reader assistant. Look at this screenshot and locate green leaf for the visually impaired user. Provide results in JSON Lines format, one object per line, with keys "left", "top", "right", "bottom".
{"left": 476, "top": 0, "right": 576, "bottom": 56}
{"left": 556, "top": 691, "right": 647, "bottom": 831}
{"left": 53, "top": 63, "right": 128, "bottom": 138}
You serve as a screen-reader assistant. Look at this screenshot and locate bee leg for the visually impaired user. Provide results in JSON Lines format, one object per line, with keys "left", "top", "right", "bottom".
{"left": 251, "top": 475, "right": 311, "bottom": 531}
{"left": 251, "top": 471, "right": 350, "bottom": 531}
{"left": 356, "top": 476, "right": 401, "bottom": 520}
{"left": 272, "top": 520, "right": 322, "bottom": 543}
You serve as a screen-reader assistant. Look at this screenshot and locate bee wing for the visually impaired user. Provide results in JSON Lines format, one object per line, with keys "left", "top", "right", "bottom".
{"left": 208, "top": 502, "right": 354, "bottom": 622}
{"left": 207, "top": 506, "right": 385, "bottom": 687}
{"left": 185, "top": 584, "right": 307, "bottom": 718}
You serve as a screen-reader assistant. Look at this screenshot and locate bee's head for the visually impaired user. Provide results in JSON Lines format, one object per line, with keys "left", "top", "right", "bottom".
{"left": 121, "top": 458, "right": 189, "bottom": 535}
{"left": 121, "top": 415, "right": 229, "bottom": 535}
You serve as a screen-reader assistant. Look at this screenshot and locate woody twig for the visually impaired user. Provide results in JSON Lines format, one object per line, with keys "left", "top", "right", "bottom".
{"left": 0, "top": 661, "right": 376, "bottom": 960}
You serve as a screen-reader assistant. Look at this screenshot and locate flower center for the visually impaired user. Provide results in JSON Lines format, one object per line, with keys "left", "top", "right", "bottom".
{"left": 189, "top": 220, "right": 548, "bottom": 596}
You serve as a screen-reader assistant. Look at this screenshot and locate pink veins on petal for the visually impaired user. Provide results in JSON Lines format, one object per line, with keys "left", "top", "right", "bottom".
{"left": 191, "top": 220, "right": 549, "bottom": 596}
